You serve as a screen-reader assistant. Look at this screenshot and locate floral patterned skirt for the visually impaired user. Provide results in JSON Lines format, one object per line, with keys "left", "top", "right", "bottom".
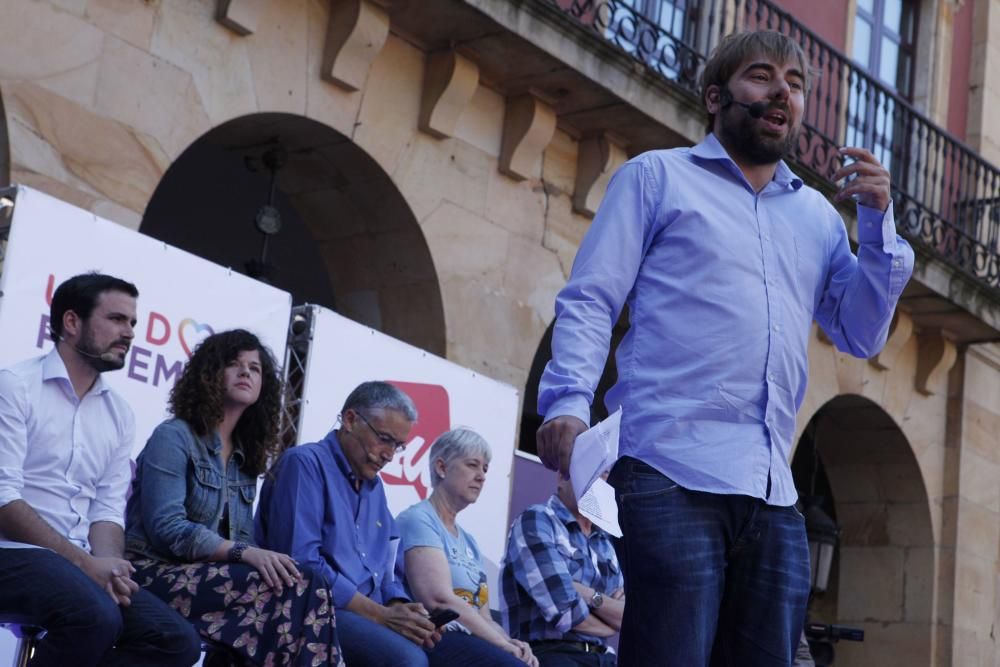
{"left": 132, "top": 558, "right": 343, "bottom": 667}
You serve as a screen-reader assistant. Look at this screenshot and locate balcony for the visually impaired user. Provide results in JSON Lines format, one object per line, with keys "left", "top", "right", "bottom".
{"left": 389, "top": 0, "right": 1000, "bottom": 341}
{"left": 551, "top": 0, "right": 999, "bottom": 288}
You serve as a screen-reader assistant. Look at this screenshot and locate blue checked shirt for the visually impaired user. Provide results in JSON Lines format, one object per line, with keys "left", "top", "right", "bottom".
{"left": 500, "top": 495, "right": 623, "bottom": 645}
{"left": 539, "top": 133, "right": 913, "bottom": 506}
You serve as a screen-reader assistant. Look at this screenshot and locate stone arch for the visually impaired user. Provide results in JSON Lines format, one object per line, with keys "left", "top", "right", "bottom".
{"left": 794, "top": 394, "right": 934, "bottom": 666}
{"left": 140, "top": 112, "right": 445, "bottom": 355}
{"left": 0, "top": 86, "right": 9, "bottom": 187}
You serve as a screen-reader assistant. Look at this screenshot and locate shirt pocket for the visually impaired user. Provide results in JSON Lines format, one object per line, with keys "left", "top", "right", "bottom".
{"left": 238, "top": 482, "right": 257, "bottom": 505}
{"left": 187, "top": 462, "right": 223, "bottom": 525}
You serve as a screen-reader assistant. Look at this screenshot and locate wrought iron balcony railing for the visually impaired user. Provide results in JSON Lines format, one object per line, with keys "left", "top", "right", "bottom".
{"left": 545, "top": 0, "right": 1000, "bottom": 293}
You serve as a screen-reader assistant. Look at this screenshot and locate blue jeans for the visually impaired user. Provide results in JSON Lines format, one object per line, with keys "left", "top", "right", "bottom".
{"left": 0, "top": 547, "right": 201, "bottom": 667}
{"left": 608, "top": 457, "right": 810, "bottom": 667}
{"left": 430, "top": 631, "right": 527, "bottom": 667}
{"left": 337, "top": 609, "right": 427, "bottom": 666}
{"left": 338, "top": 609, "right": 525, "bottom": 667}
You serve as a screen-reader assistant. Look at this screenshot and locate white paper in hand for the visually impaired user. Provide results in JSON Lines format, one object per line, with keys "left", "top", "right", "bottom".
{"left": 569, "top": 407, "right": 621, "bottom": 498}
{"left": 569, "top": 408, "right": 622, "bottom": 536}
{"left": 577, "top": 478, "right": 622, "bottom": 537}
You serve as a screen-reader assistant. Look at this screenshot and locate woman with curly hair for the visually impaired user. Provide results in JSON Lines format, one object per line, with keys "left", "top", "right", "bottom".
{"left": 125, "top": 329, "right": 343, "bottom": 666}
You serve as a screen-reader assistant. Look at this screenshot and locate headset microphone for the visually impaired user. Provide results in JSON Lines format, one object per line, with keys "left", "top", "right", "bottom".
{"left": 57, "top": 334, "right": 121, "bottom": 363}
{"left": 340, "top": 418, "right": 385, "bottom": 468}
{"left": 78, "top": 348, "right": 121, "bottom": 364}
{"left": 359, "top": 436, "right": 382, "bottom": 466}
{"left": 719, "top": 89, "right": 768, "bottom": 119}
{"left": 736, "top": 100, "right": 768, "bottom": 119}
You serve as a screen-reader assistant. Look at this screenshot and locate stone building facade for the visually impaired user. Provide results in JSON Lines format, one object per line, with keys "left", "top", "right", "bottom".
{"left": 0, "top": 0, "right": 998, "bottom": 665}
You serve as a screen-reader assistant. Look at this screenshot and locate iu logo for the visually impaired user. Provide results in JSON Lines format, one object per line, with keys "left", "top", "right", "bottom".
{"left": 378, "top": 381, "right": 450, "bottom": 500}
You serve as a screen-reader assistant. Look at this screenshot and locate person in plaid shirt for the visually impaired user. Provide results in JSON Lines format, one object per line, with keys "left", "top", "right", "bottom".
{"left": 500, "top": 477, "right": 623, "bottom": 666}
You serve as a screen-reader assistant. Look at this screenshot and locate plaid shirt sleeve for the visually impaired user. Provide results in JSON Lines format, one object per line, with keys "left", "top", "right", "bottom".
{"left": 505, "top": 506, "right": 590, "bottom": 634}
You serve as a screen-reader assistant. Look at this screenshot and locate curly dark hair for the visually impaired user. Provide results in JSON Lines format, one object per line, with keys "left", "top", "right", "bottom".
{"left": 169, "top": 329, "right": 283, "bottom": 476}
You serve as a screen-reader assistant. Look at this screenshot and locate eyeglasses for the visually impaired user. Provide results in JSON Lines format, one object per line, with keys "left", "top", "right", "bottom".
{"left": 355, "top": 411, "right": 408, "bottom": 453}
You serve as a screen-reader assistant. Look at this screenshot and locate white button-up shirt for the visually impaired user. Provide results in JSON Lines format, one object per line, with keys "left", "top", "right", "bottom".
{"left": 0, "top": 350, "right": 135, "bottom": 552}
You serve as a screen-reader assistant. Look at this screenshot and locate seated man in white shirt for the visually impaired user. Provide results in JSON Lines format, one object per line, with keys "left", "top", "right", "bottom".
{"left": 0, "top": 273, "right": 200, "bottom": 667}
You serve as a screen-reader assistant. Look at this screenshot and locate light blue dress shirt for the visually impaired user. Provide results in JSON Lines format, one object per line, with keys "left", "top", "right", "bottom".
{"left": 539, "top": 133, "right": 914, "bottom": 506}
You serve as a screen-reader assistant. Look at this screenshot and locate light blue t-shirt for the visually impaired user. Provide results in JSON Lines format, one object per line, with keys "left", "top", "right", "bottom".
{"left": 397, "top": 499, "right": 488, "bottom": 609}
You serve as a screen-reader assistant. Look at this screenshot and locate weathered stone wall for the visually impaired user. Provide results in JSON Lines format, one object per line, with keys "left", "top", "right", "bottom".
{"left": 967, "top": 0, "right": 1000, "bottom": 164}
{"left": 948, "top": 344, "right": 1000, "bottom": 666}
{"left": 1, "top": 2, "right": 999, "bottom": 665}
{"left": 797, "top": 325, "right": 947, "bottom": 665}
{"left": 0, "top": 0, "right": 589, "bottom": 393}
{"left": 796, "top": 324, "right": 1000, "bottom": 666}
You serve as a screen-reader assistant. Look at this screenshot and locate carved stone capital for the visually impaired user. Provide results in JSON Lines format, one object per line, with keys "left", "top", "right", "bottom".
{"left": 215, "top": 0, "right": 264, "bottom": 36}
{"left": 419, "top": 51, "right": 479, "bottom": 140}
{"left": 573, "top": 133, "right": 627, "bottom": 217}
{"left": 915, "top": 330, "right": 958, "bottom": 395}
{"left": 499, "top": 94, "right": 556, "bottom": 181}
{"left": 870, "top": 310, "right": 914, "bottom": 370}
{"left": 322, "top": 0, "right": 390, "bottom": 92}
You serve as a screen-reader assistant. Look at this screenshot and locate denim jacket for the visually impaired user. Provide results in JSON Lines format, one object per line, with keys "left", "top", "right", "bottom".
{"left": 125, "top": 418, "right": 257, "bottom": 562}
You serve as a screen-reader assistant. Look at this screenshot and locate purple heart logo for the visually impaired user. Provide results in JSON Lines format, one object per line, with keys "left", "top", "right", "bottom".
{"left": 178, "top": 318, "right": 215, "bottom": 357}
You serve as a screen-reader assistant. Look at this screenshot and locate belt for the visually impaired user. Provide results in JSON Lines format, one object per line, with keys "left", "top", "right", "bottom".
{"left": 529, "top": 639, "right": 607, "bottom": 654}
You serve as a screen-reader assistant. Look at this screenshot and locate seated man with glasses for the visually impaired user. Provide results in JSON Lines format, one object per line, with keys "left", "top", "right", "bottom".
{"left": 256, "top": 381, "right": 442, "bottom": 666}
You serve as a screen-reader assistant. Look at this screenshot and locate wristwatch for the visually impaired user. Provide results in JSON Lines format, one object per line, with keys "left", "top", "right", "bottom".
{"left": 228, "top": 541, "right": 249, "bottom": 563}
{"left": 589, "top": 590, "right": 604, "bottom": 609}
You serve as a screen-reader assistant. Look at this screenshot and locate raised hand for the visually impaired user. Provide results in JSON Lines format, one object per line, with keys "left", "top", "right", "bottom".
{"left": 833, "top": 146, "right": 891, "bottom": 212}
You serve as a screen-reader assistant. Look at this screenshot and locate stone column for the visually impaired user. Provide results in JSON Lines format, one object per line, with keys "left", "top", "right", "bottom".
{"left": 941, "top": 343, "right": 1000, "bottom": 665}
{"left": 966, "top": 0, "right": 1000, "bottom": 164}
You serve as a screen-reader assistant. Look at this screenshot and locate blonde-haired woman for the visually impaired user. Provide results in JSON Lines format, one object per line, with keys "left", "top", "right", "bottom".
{"left": 397, "top": 428, "right": 537, "bottom": 667}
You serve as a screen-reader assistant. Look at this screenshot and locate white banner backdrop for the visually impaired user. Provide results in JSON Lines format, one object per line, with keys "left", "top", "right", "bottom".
{"left": 296, "top": 306, "right": 520, "bottom": 598}
{"left": 0, "top": 186, "right": 293, "bottom": 458}
{"left": 0, "top": 186, "right": 292, "bottom": 663}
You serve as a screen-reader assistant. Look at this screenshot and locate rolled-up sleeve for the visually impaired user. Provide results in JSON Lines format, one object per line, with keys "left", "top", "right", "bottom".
{"left": 0, "top": 370, "right": 28, "bottom": 509}
{"left": 506, "top": 508, "right": 589, "bottom": 633}
{"left": 89, "top": 402, "right": 134, "bottom": 528}
{"left": 139, "top": 423, "right": 224, "bottom": 561}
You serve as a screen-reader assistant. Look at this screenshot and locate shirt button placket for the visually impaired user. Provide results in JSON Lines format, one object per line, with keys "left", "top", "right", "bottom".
{"left": 758, "top": 196, "right": 780, "bottom": 370}
{"left": 758, "top": 194, "right": 782, "bottom": 480}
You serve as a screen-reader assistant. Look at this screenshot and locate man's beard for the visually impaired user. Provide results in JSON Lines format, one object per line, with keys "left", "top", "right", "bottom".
{"left": 717, "top": 104, "right": 800, "bottom": 166}
{"left": 77, "top": 327, "right": 128, "bottom": 372}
